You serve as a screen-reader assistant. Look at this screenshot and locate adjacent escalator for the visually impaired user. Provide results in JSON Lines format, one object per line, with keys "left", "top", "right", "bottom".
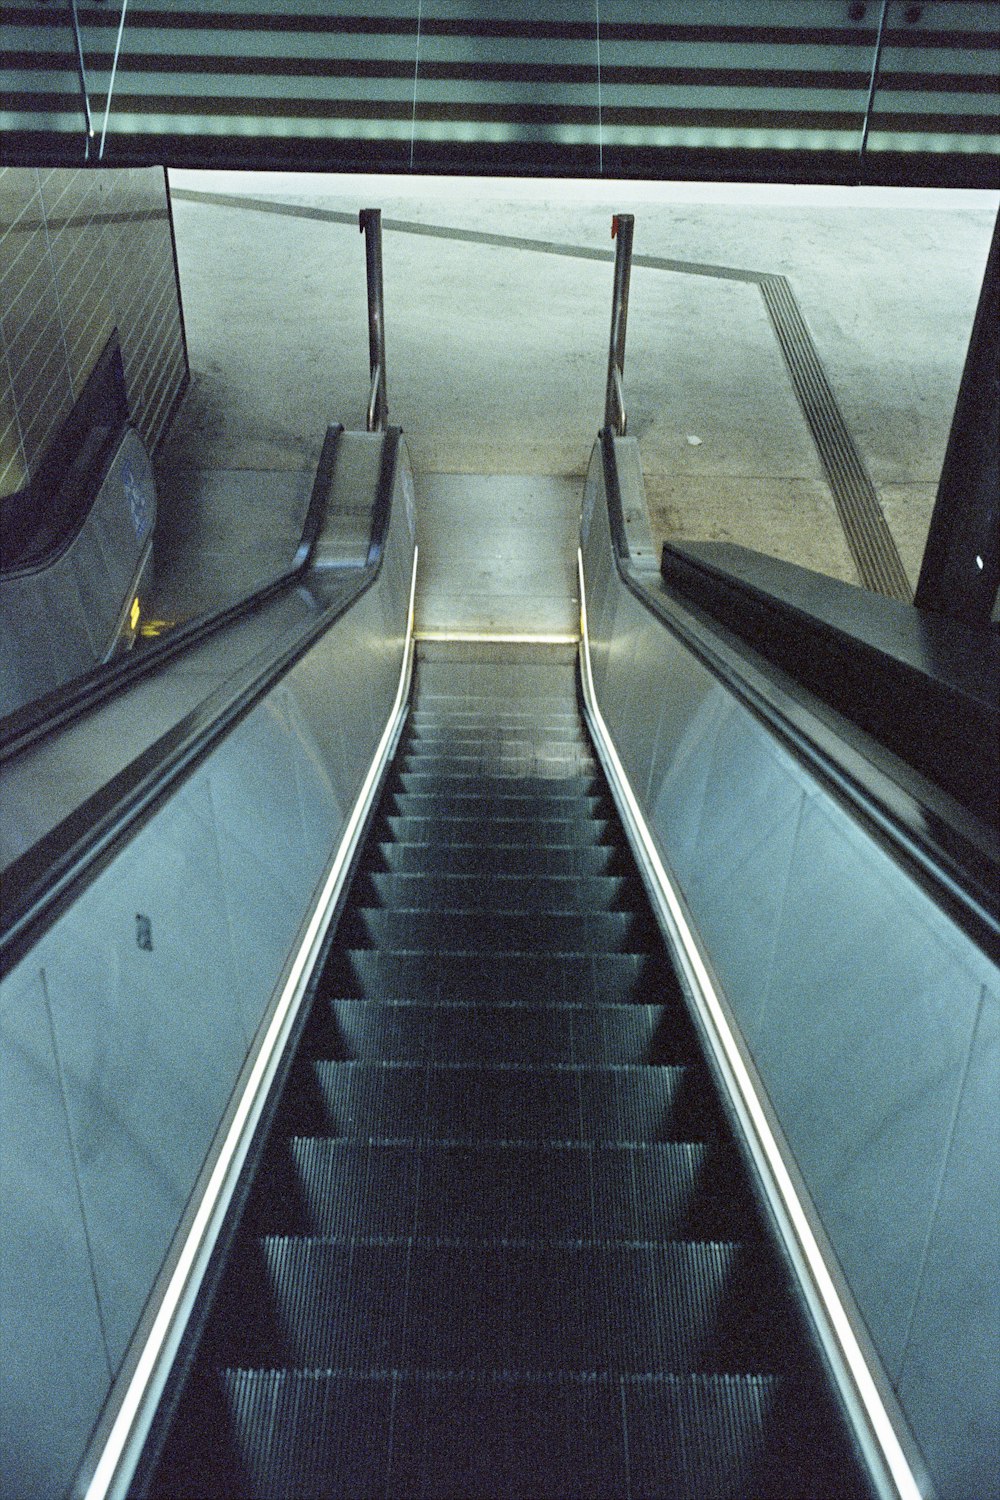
{"left": 143, "top": 645, "right": 872, "bottom": 1499}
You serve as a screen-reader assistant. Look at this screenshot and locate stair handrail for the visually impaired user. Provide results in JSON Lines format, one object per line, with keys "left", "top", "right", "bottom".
{"left": 360, "top": 208, "right": 388, "bottom": 432}
{"left": 604, "top": 213, "right": 634, "bottom": 436}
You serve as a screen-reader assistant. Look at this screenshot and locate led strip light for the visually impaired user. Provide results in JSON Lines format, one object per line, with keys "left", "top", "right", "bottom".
{"left": 576, "top": 547, "right": 926, "bottom": 1500}
{"left": 84, "top": 545, "right": 418, "bottom": 1500}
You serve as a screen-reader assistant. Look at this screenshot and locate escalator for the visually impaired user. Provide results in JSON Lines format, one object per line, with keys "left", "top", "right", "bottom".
{"left": 143, "top": 644, "right": 871, "bottom": 1500}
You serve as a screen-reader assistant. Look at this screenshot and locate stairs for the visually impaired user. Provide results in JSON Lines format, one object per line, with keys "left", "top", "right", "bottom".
{"left": 146, "top": 645, "right": 870, "bottom": 1499}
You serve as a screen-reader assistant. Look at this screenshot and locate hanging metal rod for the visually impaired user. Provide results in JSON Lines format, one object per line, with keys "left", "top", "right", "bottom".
{"left": 67, "top": 0, "right": 95, "bottom": 159}
{"left": 859, "top": 0, "right": 892, "bottom": 164}
{"left": 99, "top": 0, "right": 131, "bottom": 161}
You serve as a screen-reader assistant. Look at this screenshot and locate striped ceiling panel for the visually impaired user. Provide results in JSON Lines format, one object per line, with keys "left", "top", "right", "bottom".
{"left": 1, "top": 1, "right": 997, "bottom": 185}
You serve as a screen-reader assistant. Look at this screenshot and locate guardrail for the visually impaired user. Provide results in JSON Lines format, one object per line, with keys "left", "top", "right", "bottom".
{"left": 360, "top": 208, "right": 388, "bottom": 432}
{"left": 604, "top": 213, "right": 634, "bottom": 436}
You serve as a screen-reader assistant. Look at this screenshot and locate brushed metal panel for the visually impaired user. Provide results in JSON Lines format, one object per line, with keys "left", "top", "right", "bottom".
{"left": 0, "top": 963, "right": 111, "bottom": 1500}
{"left": 613, "top": 600, "right": 669, "bottom": 806}
{"left": 649, "top": 681, "right": 731, "bottom": 899}
{"left": 204, "top": 769, "right": 306, "bottom": 1052}
{"left": 897, "top": 980, "right": 1000, "bottom": 1500}
{"left": 204, "top": 699, "right": 313, "bottom": 898}
{"left": 755, "top": 794, "right": 985, "bottom": 1381}
{"left": 40, "top": 779, "right": 245, "bottom": 1368}
{"left": 277, "top": 684, "right": 344, "bottom": 891}
{"left": 687, "top": 699, "right": 806, "bottom": 895}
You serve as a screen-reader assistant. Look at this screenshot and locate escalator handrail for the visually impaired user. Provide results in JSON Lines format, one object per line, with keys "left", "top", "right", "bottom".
{"left": 0, "top": 426, "right": 403, "bottom": 979}
{"left": 597, "top": 428, "right": 1000, "bottom": 959}
{"left": 0, "top": 424, "right": 344, "bottom": 764}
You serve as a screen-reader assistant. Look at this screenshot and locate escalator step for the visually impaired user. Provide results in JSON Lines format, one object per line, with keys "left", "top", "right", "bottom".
{"left": 340, "top": 907, "right": 656, "bottom": 954}
{"left": 383, "top": 814, "right": 615, "bottom": 846}
{"left": 322, "top": 949, "right": 680, "bottom": 1005}
{"left": 388, "top": 790, "right": 610, "bottom": 819}
{"left": 283, "top": 1060, "right": 721, "bottom": 1143}
{"left": 404, "top": 730, "right": 592, "bottom": 756}
{"left": 395, "top": 774, "right": 602, "bottom": 798}
{"left": 399, "top": 751, "right": 598, "bottom": 776}
{"left": 302, "top": 998, "right": 696, "bottom": 1065}
{"left": 355, "top": 871, "right": 641, "bottom": 913}
{"left": 413, "top": 693, "right": 578, "bottom": 712}
{"left": 410, "top": 703, "right": 582, "bottom": 721}
{"left": 212, "top": 1369, "right": 397, "bottom": 1500}
{"left": 217, "top": 1237, "right": 784, "bottom": 1374}
{"left": 247, "top": 1138, "right": 755, "bottom": 1243}
{"left": 209, "top": 1367, "right": 820, "bottom": 1500}
{"left": 375, "top": 840, "right": 628, "bottom": 877}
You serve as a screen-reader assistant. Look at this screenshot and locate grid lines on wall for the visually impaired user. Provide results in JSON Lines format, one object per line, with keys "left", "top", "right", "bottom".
{"left": 0, "top": 165, "right": 188, "bottom": 506}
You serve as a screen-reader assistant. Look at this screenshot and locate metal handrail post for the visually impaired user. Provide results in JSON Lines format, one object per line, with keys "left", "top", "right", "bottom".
{"left": 604, "top": 213, "right": 634, "bottom": 436}
{"left": 359, "top": 208, "right": 388, "bottom": 432}
{"left": 67, "top": 0, "right": 96, "bottom": 159}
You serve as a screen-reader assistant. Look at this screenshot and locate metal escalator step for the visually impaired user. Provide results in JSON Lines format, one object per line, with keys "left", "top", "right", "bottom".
{"left": 388, "top": 791, "right": 609, "bottom": 820}
{"left": 408, "top": 713, "right": 583, "bottom": 734}
{"left": 412, "top": 690, "right": 580, "bottom": 707}
{"left": 405, "top": 730, "right": 592, "bottom": 755}
{"left": 248, "top": 1139, "right": 754, "bottom": 1243}
{"left": 409, "top": 704, "right": 584, "bottom": 722}
{"left": 625, "top": 1372, "right": 786, "bottom": 1500}
{"left": 356, "top": 871, "right": 641, "bottom": 913}
{"left": 221, "top": 1368, "right": 627, "bottom": 1500}
{"left": 389, "top": 786, "right": 602, "bottom": 810}
{"left": 340, "top": 907, "right": 656, "bottom": 954}
{"left": 400, "top": 751, "right": 597, "bottom": 777}
{"left": 218, "top": 1237, "right": 783, "bottom": 1374}
{"left": 375, "top": 840, "right": 627, "bottom": 877}
{"left": 248, "top": 1138, "right": 422, "bottom": 1238}
{"left": 215, "top": 1369, "right": 396, "bottom": 1500}
{"left": 285, "top": 1060, "right": 720, "bottom": 1143}
{"left": 625, "top": 1367, "right": 878, "bottom": 1500}
{"left": 383, "top": 814, "right": 615, "bottom": 846}
{"left": 210, "top": 1367, "right": 835, "bottom": 1500}
{"left": 414, "top": 693, "right": 578, "bottom": 713}
{"left": 302, "top": 998, "right": 696, "bottom": 1066}
{"left": 322, "top": 949, "right": 679, "bottom": 1005}
{"left": 395, "top": 774, "right": 602, "bottom": 798}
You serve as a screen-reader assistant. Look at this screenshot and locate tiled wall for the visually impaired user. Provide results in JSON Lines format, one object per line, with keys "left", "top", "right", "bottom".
{"left": 0, "top": 165, "right": 188, "bottom": 502}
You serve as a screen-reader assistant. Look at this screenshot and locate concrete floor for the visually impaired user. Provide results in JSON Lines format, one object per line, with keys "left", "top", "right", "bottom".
{"left": 150, "top": 171, "right": 998, "bottom": 629}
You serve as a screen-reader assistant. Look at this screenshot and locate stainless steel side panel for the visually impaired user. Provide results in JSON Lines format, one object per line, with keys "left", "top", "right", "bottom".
{"left": 0, "top": 441, "right": 415, "bottom": 1500}
{"left": 581, "top": 440, "right": 1000, "bottom": 1500}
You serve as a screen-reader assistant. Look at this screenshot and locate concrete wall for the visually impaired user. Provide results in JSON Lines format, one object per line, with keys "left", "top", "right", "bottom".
{"left": 0, "top": 165, "right": 187, "bottom": 502}
{"left": 581, "top": 437, "right": 1000, "bottom": 1500}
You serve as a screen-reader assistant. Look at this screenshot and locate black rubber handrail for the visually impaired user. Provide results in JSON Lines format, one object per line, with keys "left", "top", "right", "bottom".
{"left": 0, "top": 425, "right": 344, "bottom": 763}
{"left": 660, "top": 540, "right": 998, "bottom": 826}
{"left": 597, "top": 428, "right": 1000, "bottom": 960}
{"left": 0, "top": 426, "right": 403, "bottom": 978}
{"left": 0, "top": 331, "right": 130, "bottom": 578}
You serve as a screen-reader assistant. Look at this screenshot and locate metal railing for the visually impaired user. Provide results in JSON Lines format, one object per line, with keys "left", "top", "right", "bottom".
{"left": 604, "top": 213, "right": 634, "bottom": 436}
{"left": 67, "top": 0, "right": 95, "bottom": 158}
{"left": 360, "top": 208, "right": 388, "bottom": 432}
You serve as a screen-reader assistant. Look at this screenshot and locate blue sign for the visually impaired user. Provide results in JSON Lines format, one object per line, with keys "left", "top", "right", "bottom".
{"left": 123, "top": 456, "right": 151, "bottom": 542}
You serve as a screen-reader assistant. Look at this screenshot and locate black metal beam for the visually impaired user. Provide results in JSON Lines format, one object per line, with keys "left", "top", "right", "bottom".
{"left": 916, "top": 211, "right": 1000, "bottom": 625}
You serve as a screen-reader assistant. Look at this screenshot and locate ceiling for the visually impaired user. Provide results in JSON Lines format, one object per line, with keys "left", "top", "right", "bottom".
{"left": 2, "top": 1, "right": 998, "bottom": 185}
